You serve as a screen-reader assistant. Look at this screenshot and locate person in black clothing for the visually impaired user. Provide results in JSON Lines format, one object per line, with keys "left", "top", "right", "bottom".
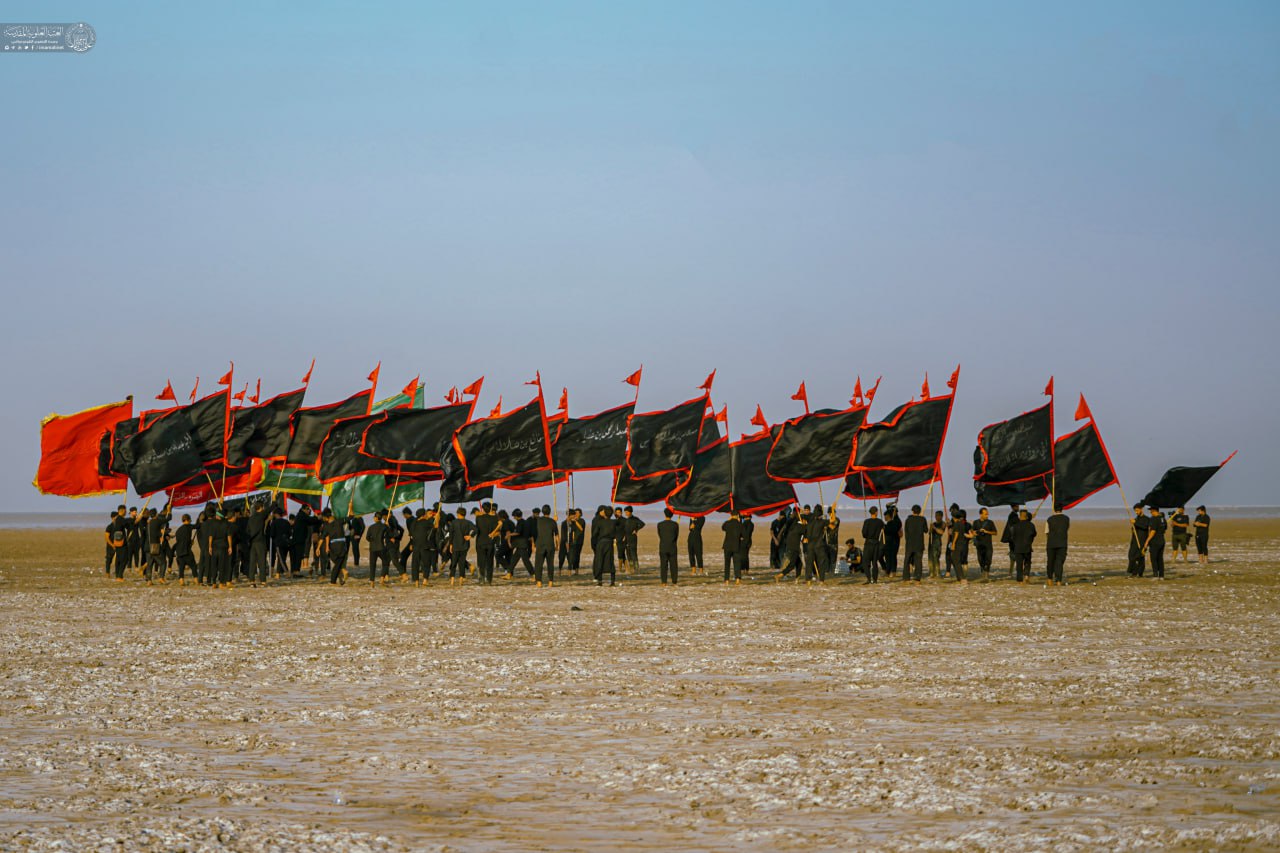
{"left": 246, "top": 500, "right": 269, "bottom": 587}
{"left": 103, "top": 510, "right": 118, "bottom": 575}
{"left": 687, "top": 516, "right": 705, "bottom": 575}
{"left": 843, "top": 539, "right": 863, "bottom": 576}
{"left": 721, "top": 511, "right": 745, "bottom": 583}
{"left": 769, "top": 511, "right": 787, "bottom": 570}
{"left": 495, "top": 509, "right": 515, "bottom": 575}
{"left": 971, "top": 507, "right": 997, "bottom": 579}
{"left": 591, "top": 505, "right": 616, "bottom": 585}
{"left": 533, "top": 504, "right": 559, "bottom": 587}
{"left": 173, "top": 514, "right": 197, "bottom": 584}
{"left": 902, "top": 504, "right": 927, "bottom": 583}
{"left": 1001, "top": 504, "right": 1021, "bottom": 575}
{"left": 566, "top": 509, "right": 585, "bottom": 574}
{"left": 880, "top": 505, "right": 902, "bottom": 577}
{"left": 623, "top": 507, "right": 645, "bottom": 572}
{"left": 1011, "top": 509, "right": 1037, "bottom": 583}
{"left": 207, "top": 508, "right": 234, "bottom": 588}
{"left": 1127, "top": 503, "right": 1149, "bottom": 577}
{"left": 385, "top": 509, "right": 406, "bottom": 578}
{"left": 739, "top": 513, "right": 755, "bottom": 576}
{"left": 269, "top": 508, "right": 291, "bottom": 577}
{"left": 861, "top": 507, "right": 885, "bottom": 584}
{"left": 802, "top": 504, "right": 830, "bottom": 583}
{"left": 366, "top": 511, "right": 390, "bottom": 584}
{"left": 474, "top": 502, "right": 499, "bottom": 580}
{"left": 348, "top": 513, "right": 366, "bottom": 567}
{"left": 1045, "top": 506, "right": 1069, "bottom": 585}
{"left": 145, "top": 506, "right": 171, "bottom": 584}
{"left": 928, "top": 510, "right": 946, "bottom": 579}
{"left": 509, "top": 509, "right": 534, "bottom": 577}
{"left": 290, "top": 506, "right": 314, "bottom": 576}
{"left": 1144, "top": 505, "right": 1167, "bottom": 579}
{"left": 612, "top": 507, "right": 629, "bottom": 573}
{"left": 776, "top": 507, "right": 805, "bottom": 581}
{"left": 448, "top": 507, "right": 475, "bottom": 583}
{"left": 1170, "top": 506, "right": 1190, "bottom": 563}
{"left": 1194, "top": 506, "right": 1211, "bottom": 566}
{"left": 197, "top": 509, "right": 214, "bottom": 585}
{"left": 322, "top": 509, "right": 350, "bottom": 585}
{"left": 409, "top": 507, "right": 436, "bottom": 584}
{"left": 949, "top": 509, "right": 972, "bottom": 583}
{"left": 558, "top": 511, "right": 571, "bottom": 571}
{"left": 656, "top": 508, "right": 679, "bottom": 584}
{"left": 397, "top": 507, "right": 415, "bottom": 569}
{"left": 127, "top": 507, "right": 142, "bottom": 568}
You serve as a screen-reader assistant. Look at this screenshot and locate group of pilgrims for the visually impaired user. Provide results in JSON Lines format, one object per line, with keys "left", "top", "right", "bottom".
{"left": 101, "top": 495, "right": 1214, "bottom": 589}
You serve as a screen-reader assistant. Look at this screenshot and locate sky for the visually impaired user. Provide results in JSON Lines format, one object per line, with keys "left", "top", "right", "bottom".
{"left": 6, "top": 1, "right": 1279, "bottom": 513}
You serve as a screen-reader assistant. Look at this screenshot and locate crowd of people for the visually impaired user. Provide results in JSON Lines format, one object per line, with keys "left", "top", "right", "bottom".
{"left": 100, "top": 498, "right": 1213, "bottom": 589}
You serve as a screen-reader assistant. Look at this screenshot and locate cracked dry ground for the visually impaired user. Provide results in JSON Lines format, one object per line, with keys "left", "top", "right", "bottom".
{"left": 1, "top": 520, "right": 1277, "bottom": 851}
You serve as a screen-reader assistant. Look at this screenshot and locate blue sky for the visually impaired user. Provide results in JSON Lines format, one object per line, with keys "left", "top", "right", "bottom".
{"left": 6, "top": 1, "right": 1278, "bottom": 511}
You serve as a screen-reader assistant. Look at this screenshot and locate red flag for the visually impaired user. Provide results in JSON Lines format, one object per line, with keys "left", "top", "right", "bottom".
{"left": 866, "top": 376, "right": 882, "bottom": 405}
{"left": 217, "top": 363, "right": 234, "bottom": 386}
{"left": 921, "top": 373, "right": 930, "bottom": 400}
{"left": 35, "top": 399, "right": 134, "bottom": 497}
{"left": 1044, "top": 376, "right": 1054, "bottom": 397}
{"left": 462, "top": 377, "right": 484, "bottom": 398}
{"left": 155, "top": 380, "right": 176, "bottom": 403}
{"left": 623, "top": 367, "right": 643, "bottom": 387}
{"left": 525, "top": 371, "right": 542, "bottom": 389}
{"left": 946, "top": 365, "right": 960, "bottom": 391}
{"left": 445, "top": 386, "right": 460, "bottom": 404}
{"left": 402, "top": 375, "right": 420, "bottom": 399}
{"left": 301, "top": 358, "right": 315, "bottom": 386}
{"left": 233, "top": 383, "right": 248, "bottom": 404}
{"left": 699, "top": 370, "right": 716, "bottom": 392}
{"left": 1074, "top": 393, "right": 1092, "bottom": 422}
{"left": 488, "top": 396, "right": 503, "bottom": 418}
{"left": 750, "top": 405, "right": 768, "bottom": 429}
{"left": 714, "top": 404, "right": 727, "bottom": 424}
{"left": 791, "top": 382, "right": 808, "bottom": 403}
{"left": 368, "top": 362, "right": 381, "bottom": 386}
{"left": 188, "top": 377, "right": 200, "bottom": 404}
{"left": 557, "top": 388, "right": 568, "bottom": 412}
{"left": 851, "top": 376, "right": 863, "bottom": 407}
{"left": 249, "top": 379, "right": 261, "bottom": 405}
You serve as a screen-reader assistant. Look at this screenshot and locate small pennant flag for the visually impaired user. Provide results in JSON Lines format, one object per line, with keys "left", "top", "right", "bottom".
{"left": 188, "top": 377, "right": 200, "bottom": 404}
{"left": 699, "top": 370, "right": 717, "bottom": 392}
{"left": 713, "top": 404, "right": 727, "bottom": 424}
{"left": 402, "top": 375, "right": 420, "bottom": 399}
{"left": 623, "top": 367, "right": 643, "bottom": 387}
{"left": 462, "top": 377, "right": 484, "bottom": 398}
{"left": 1044, "top": 376, "right": 1054, "bottom": 397}
{"left": 851, "top": 376, "right": 863, "bottom": 407}
{"left": 791, "top": 382, "right": 808, "bottom": 404}
{"left": 525, "top": 371, "right": 542, "bottom": 389}
{"left": 866, "top": 376, "right": 881, "bottom": 405}
{"left": 947, "top": 365, "right": 960, "bottom": 391}
{"left": 488, "top": 396, "right": 503, "bottom": 418}
{"left": 368, "top": 362, "right": 381, "bottom": 387}
{"left": 1074, "top": 393, "right": 1092, "bottom": 422}
{"left": 217, "top": 363, "right": 234, "bottom": 386}
{"left": 301, "top": 358, "right": 315, "bottom": 386}
{"left": 445, "top": 386, "right": 460, "bottom": 404}
{"left": 249, "top": 379, "right": 261, "bottom": 405}
{"left": 557, "top": 388, "right": 568, "bottom": 412}
{"left": 155, "top": 380, "right": 176, "bottom": 403}
{"left": 921, "top": 373, "right": 930, "bottom": 400}
{"left": 233, "top": 383, "right": 248, "bottom": 404}
{"left": 750, "top": 405, "right": 768, "bottom": 429}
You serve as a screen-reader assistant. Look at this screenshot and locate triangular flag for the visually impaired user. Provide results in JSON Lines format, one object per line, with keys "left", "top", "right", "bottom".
{"left": 750, "top": 405, "right": 768, "bottom": 429}
{"left": 699, "top": 370, "right": 717, "bottom": 392}
{"left": 249, "top": 379, "right": 261, "bottom": 405}
{"left": 402, "top": 375, "right": 420, "bottom": 399}
{"left": 217, "top": 363, "right": 234, "bottom": 386}
{"left": 301, "top": 358, "right": 315, "bottom": 386}
{"left": 525, "top": 371, "right": 542, "bottom": 388}
{"left": 866, "top": 376, "right": 882, "bottom": 405}
{"left": 233, "top": 383, "right": 248, "bottom": 404}
{"left": 368, "top": 362, "right": 381, "bottom": 386}
{"left": 488, "top": 396, "right": 503, "bottom": 418}
{"left": 1044, "top": 376, "right": 1054, "bottom": 397}
{"left": 188, "top": 377, "right": 200, "bottom": 404}
{"left": 623, "top": 367, "right": 643, "bottom": 387}
{"left": 791, "top": 382, "right": 807, "bottom": 403}
{"left": 921, "top": 373, "right": 930, "bottom": 400}
{"left": 557, "top": 388, "right": 568, "bottom": 412}
{"left": 714, "top": 404, "right": 727, "bottom": 424}
{"left": 1074, "top": 393, "right": 1092, "bottom": 422}
{"left": 851, "top": 376, "right": 863, "bottom": 407}
{"left": 445, "top": 387, "right": 460, "bottom": 404}
{"left": 155, "top": 380, "right": 176, "bottom": 403}
{"left": 462, "top": 377, "right": 484, "bottom": 398}
{"left": 947, "top": 365, "right": 960, "bottom": 391}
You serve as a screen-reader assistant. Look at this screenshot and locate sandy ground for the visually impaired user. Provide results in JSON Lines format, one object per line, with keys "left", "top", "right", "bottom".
{"left": 1, "top": 519, "right": 1278, "bottom": 851}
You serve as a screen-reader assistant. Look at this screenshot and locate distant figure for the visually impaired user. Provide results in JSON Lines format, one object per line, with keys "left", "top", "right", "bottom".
{"left": 623, "top": 506, "right": 645, "bottom": 573}
{"left": 804, "top": 504, "right": 830, "bottom": 583}
{"left": 367, "top": 511, "right": 390, "bottom": 585}
{"left": 1002, "top": 504, "right": 1021, "bottom": 575}
{"left": 1010, "top": 509, "right": 1037, "bottom": 583}
{"left": 1145, "top": 505, "right": 1167, "bottom": 579}
{"left": 777, "top": 506, "right": 805, "bottom": 582}
{"left": 880, "top": 505, "right": 902, "bottom": 577}
{"left": 843, "top": 539, "right": 863, "bottom": 576}
{"left": 173, "top": 513, "right": 196, "bottom": 584}
{"left": 902, "top": 504, "right": 927, "bottom": 583}
{"left": 323, "top": 508, "right": 349, "bottom": 585}
{"left": 1045, "top": 505, "right": 1070, "bottom": 585}
{"left": 533, "top": 504, "right": 559, "bottom": 587}
{"left": 722, "top": 510, "right": 745, "bottom": 584}
{"left": 1194, "top": 506, "right": 1211, "bottom": 565}
{"left": 612, "top": 507, "right": 629, "bottom": 573}
{"left": 656, "top": 508, "right": 680, "bottom": 585}
{"left": 1169, "top": 506, "right": 1190, "bottom": 563}
{"left": 972, "top": 507, "right": 998, "bottom": 580}
{"left": 861, "top": 506, "right": 885, "bottom": 584}
{"left": 448, "top": 507, "right": 475, "bottom": 584}
{"left": 687, "top": 515, "right": 705, "bottom": 575}
{"left": 949, "top": 508, "right": 971, "bottom": 584}
{"left": 567, "top": 508, "right": 585, "bottom": 574}
{"left": 1127, "top": 503, "right": 1149, "bottom": 577}
{"left": 928, "top": 510, "right": 946, "bottom": 579}
{"left": 591, "top": 505, "right": 616, "bottom": 586}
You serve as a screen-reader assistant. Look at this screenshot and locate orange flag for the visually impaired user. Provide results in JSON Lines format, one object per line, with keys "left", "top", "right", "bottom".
{"left": 557, "top": 388, "right": 568, "bottom": 412}
{"left": 921, "top": 373, "right": 930, "bottom": 400}
{"left": 699, "top": 370, "right": 716, "bottom": 392}
{"left": 217, "top": 363, "right": 234, "bottom": 386}
{"left": 249, "top": 379, "right": 261, "bottom": 405}
{"left": 1074, "top": 393, "right": 1092, "bottom": 422}
{"left": 750, "top": 405, "right": 768, "bottom": 429}
{"left": 1044, "top": 376, "right": 1054, "bottom": 397}
{"left": 623, "top": 367, "right": 643, "bottom": 387}
{"left": 155, "top": 380, "right": 176, "bottom": 403}
{"left": 946, "top": 365, "right": 960, "bottom": 392}
{"left": 488, "top": 396, "right": 503, "bottom": 418}
{"left": 402, "top": 375, "right": 420, "bottom": 399}
{"left": 188, "top": 377, "right": 200, "bottom": 404}
{"left": 301, "top": 358, "right": 315, "bottom": 386}
{"left": 462, "top": 377, "right": 485, "bottom": 398}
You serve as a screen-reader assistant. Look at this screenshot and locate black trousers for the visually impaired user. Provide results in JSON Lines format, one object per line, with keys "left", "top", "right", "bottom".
{"left": 113, "top": 545, "right": 130, "bottom": 579}
{"left": 351, "top": 536, "right": 361, "bottom": 565}
{"left": 327, "top": 540, "right": 349, "bottom": 583}
{"left": 534, "top": 545, "right": 555, "bottom": 583}
{"left": 688, "top": 539, "right": 703, "bottom": 570}
{"left": 626, "top": 540, "right": 639, "bottom": 568}
{"left": 804, "top": 544, "right": 828, "bottom": 581}
{"left": 1014, "top": 551, "right": 1032, "bottom": 582}
{"left": 769, "top": 541, "right": 781, "bottom": 570}
{"left": 975, "top": 541, "right": 993, "bottom": 573}
{"left": 248, "top": 538, "right": 268, "bottom": 583}
{"left": 928, "top": 543, "right": 942, "bottom": 577}
{"left": 723, "top": 550, "right": 740, "bottom": 581}
{"left": 145, "top": 547, "right": 164, "bottom": 581}
{"left": 174, "top": 552, "right": 195, "bottom": 579}
{"left": 903, "top": 548, "right": 923, "bottom": 581}
{"left": 1046, "top": 545, "right": 1067, "bottom": 583}
{"left": 881, "top": 539, "right": 900, "bottom": 575}
{"left": 370, "top": 547, "right": 391, "bottom": 579}
{"left": 862, "top": 542, "right": 881, "bottom": 582}
{"left": 558, "top": 539, "right": 569, "bottom": 569}
{"left": 1128, "top": 544, "right": 1146, "bottom": 577}
{"left": 210, "top": 547, "right": 230, "bottom": 584}
{"left": 450, "top": 546, "right": 470, "bottom": 578}
{"left": 592, "top": 545, "right": 614, "bottom": 583}
{"left": 476, "top": 545, "right": 495, "bottom": 579}
{"left": 658, "top": 548, "right": 678, "bottom": 583}
{"left": 104, "top": 543, "right": 114, "bottom": 574}
{"left": 568, "top": 540, "right": 583, "bottom": 571}
{"left": 1149, "top": 542, "right": 1165, "bottom": 578}
{"left": 411, "top": 546, "right": 437, "bottom": 582}
{"left": 513, "top": 542, "right": 533, "bottom": 575}
{"left": 779, "top": 547, "right": 802, "bottom": 578}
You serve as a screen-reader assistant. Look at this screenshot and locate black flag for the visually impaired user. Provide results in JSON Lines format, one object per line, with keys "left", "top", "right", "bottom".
{"left": 843, "top": 467, "right": 937, "bottom": 501}
{"left": 551, "top": 402, "right": 634, "bottom": 472}
{"left": 97, "top": 430, "right": 115, "bottom": 477}
{"left": 498, "top": 468, "right": 570, "bottom": 490}
{"left": 666, "top": 438, "right": 731, "bottom": 517}
{"left": 1140, "top": 453, "right": 1235, "bottom": 509}
{"left": 118, "top": 409, "right": 206, "bottom": 495}
{"left": 974, "top": 402, "right": 1054, "bottom": 485}
{"left": 731, "top": 430, "right": 796, "bottom": 516}
{"left": 225, "top": 388, "right": 305, "bottom": 466}
{"left": 851, "top": 396, "right": 953, "bottom": 472}
{"left": 626, "top": 394, "right": 707, "bottom": 479}
{"left": 318, "top": 415, "right": 400, "bottom": 483}
{"left": 698, "top": 409, "right": 722, "bottom": 451}
{"left": 975, "top": 475, "right": 1049, "bottom": 508}
{"left": 439, "top": 439, "right": 494, "bottom": 504}
{"left": 286, "top": 390, "right": 373, "bottom": 467}
{"left": 768, "top": 406, "right": 868, "bottom": 483}
{"left": 144, "top": 391, "right": 231, "bottom": 466}
{"left": 1054, "top": 421, "right": 1118, "bottom": 510}
{"left": 362, "top": 402, "right": 472, "bottom": 465}
{"left": 108, "top": 417, "right": 140, "bottom": 475}
{"left": 453, "top": 397, "right": 552, "bottom": 489}
{"left": 612, "top": 465, "right": 685, "bottom": 505}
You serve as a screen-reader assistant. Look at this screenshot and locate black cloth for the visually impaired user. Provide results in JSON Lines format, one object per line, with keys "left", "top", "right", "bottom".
{"left": 687, "top": 516, "right": 704, "bottom": 569}
{"left": 1046, "top": 514, "right": 1070, "bottom": 548}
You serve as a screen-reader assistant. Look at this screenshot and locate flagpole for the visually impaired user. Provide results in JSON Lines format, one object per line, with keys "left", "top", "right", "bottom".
{"left": 388, "top": 466, "right": 402, "bottom": 511}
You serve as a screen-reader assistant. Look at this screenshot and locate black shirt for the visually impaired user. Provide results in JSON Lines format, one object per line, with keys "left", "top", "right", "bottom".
{"left": 1010, "top": 519, "right": 1036, "bottom": 553}
{"left": 324, "top": 518, "right": 347, "bottom": 542}
{"left": 1147, "top": 513, "right": 1166, "bottom": 544}
{"left": 721, "top": 517, "right": 743, "bottom": 552}
{"left": 1194, "top": 512, "right": 1210, "bottom": 539}
{"left": 972, "top": 518, "right": 997, "bottom": 544}
{"left": 656, "top": 519, "right": 679, "bottom": 551}
{"left": 476, "top": 513, "right": 499, "bottom": 546}
{"left": 884, "top": 516, "right": 902, "bottom": 543}
{"left": 862, "top": 517, "right": 885, "bottom": 544}
{"left": 411, "top": 516, "right": 436, "bottom": 549}
{"left": 450, "top": 517, "right": 476, "bottom": 550}
{"left": 1046, "top": 514, "right": 1070, "bottom": 548}
{"left": 247, "top": 508, "right": 268, "bottom": 541}
{"left": 592, "top": 514, "right": 615, "bottom": 548}
{"left": 174, "top": 523, "right": 194, "bottom": 556}
{"left": 1131, "top": 515, "right": 1149, "bottom": 550}
{"left": 624, "top": 515, "right": 646, "bottom": 543}
{"left": 535, "top": 516, "right": 558, "bottom": 549}
{"left": 903, "top": 514, "right": 928, "bottom": 551}
{"left": 366, "top": 521, "right": 388, "bottom": 550}
{"left": 1171, "top": 512, "right": 1189, "bottom": 537}
{"left": 687, "top": 516, "right": 704, "bottom": 544}
{"left": 785, "top": 518, "right": 805, "bottom": 552}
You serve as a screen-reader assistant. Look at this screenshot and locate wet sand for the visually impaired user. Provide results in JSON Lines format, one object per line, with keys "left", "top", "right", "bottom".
{"left": 2, "top": 519, "right": 1278, "bottom": 851}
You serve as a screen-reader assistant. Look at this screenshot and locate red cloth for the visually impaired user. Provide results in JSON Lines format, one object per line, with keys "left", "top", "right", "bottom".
{"left": 35, "top": 399, "right": 133, "bottom": 497}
